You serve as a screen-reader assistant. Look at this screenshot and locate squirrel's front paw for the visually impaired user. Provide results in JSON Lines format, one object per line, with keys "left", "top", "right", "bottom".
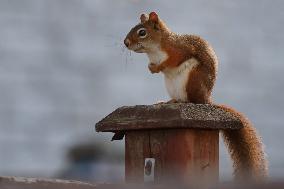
{"left": 148, "top": 63, "right": 160, "bottom": 74}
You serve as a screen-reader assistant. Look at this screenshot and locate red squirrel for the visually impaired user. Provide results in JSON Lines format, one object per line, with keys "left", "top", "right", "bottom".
{"left": 124, "top": 12, "right": 268, "bottom": 181}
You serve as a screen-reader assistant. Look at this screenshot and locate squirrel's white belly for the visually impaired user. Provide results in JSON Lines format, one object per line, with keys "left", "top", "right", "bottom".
{"left": 163, "top": 58, "right": 199, "bottom": 102}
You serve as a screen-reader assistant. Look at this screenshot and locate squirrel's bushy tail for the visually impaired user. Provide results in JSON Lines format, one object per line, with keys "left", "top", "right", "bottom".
{"left": 216, "top": 104, "right": 268, "bottom": 181}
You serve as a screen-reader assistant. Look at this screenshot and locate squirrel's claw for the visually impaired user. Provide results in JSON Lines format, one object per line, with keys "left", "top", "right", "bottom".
{"left": 148, "top": 63, "right": 160, "bottom": 73}
{"left": 153, "top": 99, "right": 178, "bottom": 105}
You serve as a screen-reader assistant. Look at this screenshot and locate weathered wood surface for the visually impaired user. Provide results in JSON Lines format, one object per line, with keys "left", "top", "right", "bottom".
{"left": 125, "top": 129, "right": 219, "bottom": 187}
{"left": 0, "top": 176, "right": 97, "bottom": 189}
{"left": 96, "top": 103, "right": 243, "bottom": 132}
{"left": 1, "top": 176, "right": 283, "bottom": 189}
{"left": 125, "top": 131, "right": 150, "bottom": 183}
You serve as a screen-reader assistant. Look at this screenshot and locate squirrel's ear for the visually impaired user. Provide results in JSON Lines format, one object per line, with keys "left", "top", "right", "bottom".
{"left": 149, "top": 12, "right": 159, "bottom": 23}
{"left": 140, "top": 13, "right": 148, "bottom": 23}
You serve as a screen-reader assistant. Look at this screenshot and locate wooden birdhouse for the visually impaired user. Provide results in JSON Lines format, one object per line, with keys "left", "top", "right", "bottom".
{"left": 95, "top": 103, "right": 242, "bottom": 187}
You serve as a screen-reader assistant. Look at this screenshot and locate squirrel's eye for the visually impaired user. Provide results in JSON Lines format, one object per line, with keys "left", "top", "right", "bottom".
{"left": 137, "top": 28, "right": 147, "bottom": 38}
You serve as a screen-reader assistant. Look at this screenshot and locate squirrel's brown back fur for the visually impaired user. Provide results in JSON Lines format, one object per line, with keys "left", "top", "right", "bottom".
{"left": 161, "top": 34, "right": 218, "bottom": 103}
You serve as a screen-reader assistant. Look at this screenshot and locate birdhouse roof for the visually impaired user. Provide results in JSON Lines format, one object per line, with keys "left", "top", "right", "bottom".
{"left": 95, "top": 103, "right": 243, "bottom": 132}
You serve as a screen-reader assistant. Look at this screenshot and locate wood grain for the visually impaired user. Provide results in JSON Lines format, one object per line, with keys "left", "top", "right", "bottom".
{"left": 125, "top": 131, "right": 151, "bottom": 183}
{"left": 125, "top": 129, "right": 219, "bottom": 186}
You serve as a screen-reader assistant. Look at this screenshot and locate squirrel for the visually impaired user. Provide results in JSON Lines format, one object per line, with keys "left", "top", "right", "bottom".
{"left": 124, "top": 12, "right": 268, "bottom": 181}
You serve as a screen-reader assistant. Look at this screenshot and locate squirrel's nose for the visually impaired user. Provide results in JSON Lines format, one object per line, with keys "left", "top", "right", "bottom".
{"left": 124, "top": 38, "right": 130, "bottom": 47}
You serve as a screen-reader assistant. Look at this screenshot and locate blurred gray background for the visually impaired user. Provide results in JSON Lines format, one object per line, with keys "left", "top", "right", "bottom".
{"left": 0, "top": 0, "right": 283, "bottom": 182}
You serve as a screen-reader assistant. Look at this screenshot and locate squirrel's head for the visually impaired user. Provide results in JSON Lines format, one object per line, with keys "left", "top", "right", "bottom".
{"left": 124, "top": 12, "right": 169, "bottom": 53}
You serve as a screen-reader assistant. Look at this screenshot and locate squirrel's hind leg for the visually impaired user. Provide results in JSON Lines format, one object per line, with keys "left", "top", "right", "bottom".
{"left": 153, "top": 99, "right": 179, "bottom": 105}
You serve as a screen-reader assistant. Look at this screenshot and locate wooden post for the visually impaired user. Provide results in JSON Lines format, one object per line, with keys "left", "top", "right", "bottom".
{"left": 125, "top": 129, "right": 219, "bottom": 186}
{"left": 96, "top": 103, "right": 242, "bottom": 187}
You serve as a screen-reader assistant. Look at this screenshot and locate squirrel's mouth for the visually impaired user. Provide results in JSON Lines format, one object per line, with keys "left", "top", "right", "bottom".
{"left": 134, "top": 47, "right": 144, "bottom": 53}
{"left": 132, "top": 43, "right": 145, "bottom": 53}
